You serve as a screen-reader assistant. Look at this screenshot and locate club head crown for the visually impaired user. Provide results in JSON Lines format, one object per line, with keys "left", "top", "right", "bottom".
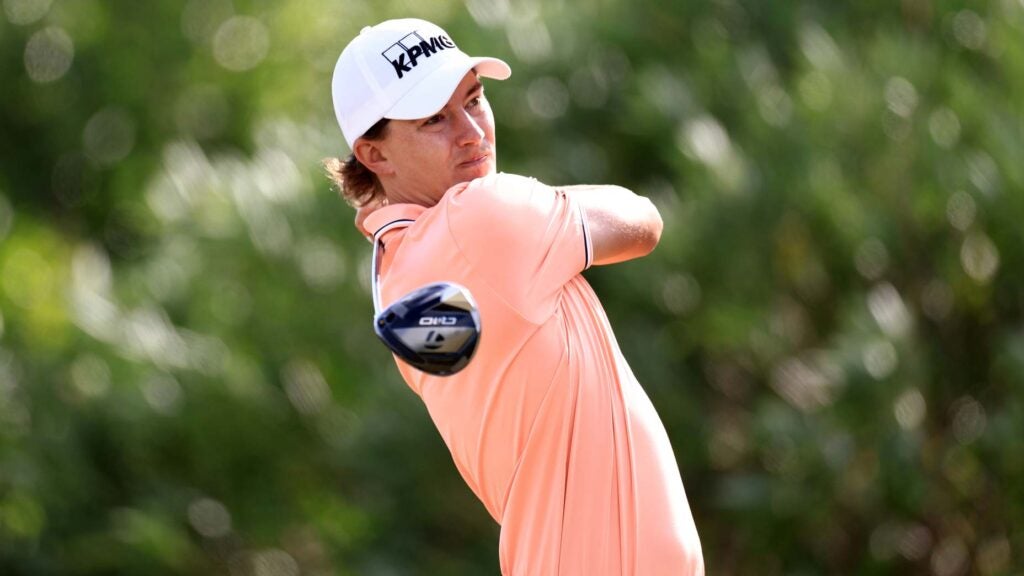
{"left": 374, "top": 282, "right": 481, "bottom": 376}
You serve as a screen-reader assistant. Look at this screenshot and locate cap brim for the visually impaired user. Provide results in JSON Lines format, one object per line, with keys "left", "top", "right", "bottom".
{"left": 384, "top": 56, "right": 511, "bottom": 121}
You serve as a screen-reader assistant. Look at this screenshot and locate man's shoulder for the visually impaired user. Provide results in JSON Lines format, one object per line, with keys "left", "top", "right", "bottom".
{"left": 442, "top": 172, "right": 544, "bottom": 214}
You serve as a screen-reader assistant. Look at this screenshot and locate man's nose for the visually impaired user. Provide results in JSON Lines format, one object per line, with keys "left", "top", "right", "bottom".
{"left": 453, "top": 110, "right": 484, "bottom": 146}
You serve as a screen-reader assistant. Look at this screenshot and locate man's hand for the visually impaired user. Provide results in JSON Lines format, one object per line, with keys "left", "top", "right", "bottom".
{"left": 559, "top": 185, "right": 663, "bottom": 266}
{"left": 354, "top": 196, "right": 387, "bottom": 242}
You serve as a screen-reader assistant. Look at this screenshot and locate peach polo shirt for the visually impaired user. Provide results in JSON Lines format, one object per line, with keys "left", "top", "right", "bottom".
{"left": 363, "top": 172, "right": 703, "bottom": 575}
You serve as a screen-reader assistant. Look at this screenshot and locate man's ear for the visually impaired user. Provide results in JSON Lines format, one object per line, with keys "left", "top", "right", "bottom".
{"left": 353, "top": 138, "right": 392, "bottom": 176}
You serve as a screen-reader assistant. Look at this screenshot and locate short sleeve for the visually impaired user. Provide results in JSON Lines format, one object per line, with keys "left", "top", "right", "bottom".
{"left": 445, "top": 173, "right": 592, "bottom": 322}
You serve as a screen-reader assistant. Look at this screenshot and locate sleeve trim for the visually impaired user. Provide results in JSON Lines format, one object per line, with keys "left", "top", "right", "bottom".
{"left": 578, "top": 200, "right": 593, "bottom": 270}
{"left": 371, "top": 218, "right": 416, "bottom": 241}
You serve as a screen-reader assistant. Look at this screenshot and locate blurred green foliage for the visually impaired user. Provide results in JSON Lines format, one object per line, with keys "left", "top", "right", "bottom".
{"left": 1, "top": 0, "right": 1023, "bottom": 574}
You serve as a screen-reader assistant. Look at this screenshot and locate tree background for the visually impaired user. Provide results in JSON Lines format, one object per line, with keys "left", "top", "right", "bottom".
{"left": 0, "top": 0, "right": 1022, "bottom": 574}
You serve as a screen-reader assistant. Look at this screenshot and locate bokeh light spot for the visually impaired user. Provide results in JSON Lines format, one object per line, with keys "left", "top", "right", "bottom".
{"left": 69, "top": 353, "right": 111, "bottom": 399}
{"left": 661, "top": 273, "right": 701, "bottom": 316}
{"left": 142, "top": 373, "right": 183, "bottom": 415}
{"left": 952, "top": 10, "right": 987, "bottom": 51}
{"left": 739, "top": 45, "right": 779, "bottom": 90}
{"left": 70, "top": 244, "right": 119, "bottom": 343}
{"left": 946, "top": 191, "right": 976, "bottom": 231}
{"left": 976, "top": 535, "right": 1012, "bottom": 575}
{"left": 213, "top": 16, "right": 270, "bottom": 72}
{"left": 187, "top": 497, "right": 232, "bottom": 538}
{"left": 83, "top": 107, "right": 136, "bottom": 166}
{"left": 854, "top": 238, "right": 889, "bottom": 280}
{"left": 642, "top": 67, "right": 692, "bottom": 120}
{"left": 929, "top": 107, "right": 961, "bottom": 149}
{"left": 24, "top": 26, "right": 74, "bottom": 83}
{"left": 898, "top": 523, "right": 934, "bottom": 560}
{"left": 863, "top": 339, "right": 898, "bottom": 379}
{"left": 931, "top": 536, "right": 970, "bottom": 576}
{"left": 283, "top": 359, "right": 330, "bottom": 416}
{"left": 960, "top": 231, "right": 999, "bottom": 284}
{"left": 317, "top": 406, "right": 361, "bottom": 451}
{"left": 252, "top": 549, "right": 299, "bottom": 576}
{"left": 3, "top": 0, "right": 51, "bottom": 24}
{"left": 526, "top": 76, "right": 569, "bottom": 119}
{"left": 950, "top": 396, "right": 986, "bottom": 444}
{"left": 868, "top": 283, "right": 912, "bottom": 338}
{"left": 681, "top": 115, "right": 732, "bottom": 167}
{"left": 893, "top": 388, "right": 926, "bottom": 429}
{"left": 799, "top": 22, "right": 842, "bottom": 70}
{"left": 869, "top": 521, "right": 902, "bottom": 561}
{"left": 506, "top": 17, "right": 551, "bottom": 63}
{"left": 770, "top": 352, "right": 843, "bottom": 412}
{"left": 885, "top": 77, "right": 918, "bottom": 118}
{"left": 465, "top": 0, "right": 509, "bottom": 28}
{"left": 921, "top": 279, "right": 954, "bottom": 322}
{"left": 757, "top": 85, "right": 793, "bottom": 127}
{"left": 71, "top": 243, "right": 112, "bottom": 295}
{"left": 250, "top": 148, "right": 304, "bottom": 203}
{"left": 966, "top": 151, "right": 999, "bottom": 196}
{"left": 297, "top": 237, "right": 346, "bottom": 293}
{"left": 679, "top": 114, "right": 751, "bottom": 193}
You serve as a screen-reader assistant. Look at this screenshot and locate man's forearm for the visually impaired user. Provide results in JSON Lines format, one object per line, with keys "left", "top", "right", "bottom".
{"left": 555, "top": 183, "right": 663, "bottom": 266}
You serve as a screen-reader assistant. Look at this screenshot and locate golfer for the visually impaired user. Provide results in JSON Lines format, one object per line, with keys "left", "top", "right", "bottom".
{"left": 325, "top": 18, "right": 704, "bottom": 575}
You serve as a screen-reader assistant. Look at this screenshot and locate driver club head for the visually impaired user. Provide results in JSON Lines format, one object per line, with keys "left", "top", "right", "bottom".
{"left": 373, "top": 282, "right": 481, "bottom": 376}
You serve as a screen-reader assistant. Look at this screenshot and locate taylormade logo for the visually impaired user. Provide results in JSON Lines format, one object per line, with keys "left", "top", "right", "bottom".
{"left": 382, "top": 31, "right": 457, "bottom": 79}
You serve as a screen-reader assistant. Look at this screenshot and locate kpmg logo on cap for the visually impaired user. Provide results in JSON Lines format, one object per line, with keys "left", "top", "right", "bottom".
{"left": 382, "top": 31, "right": 457, "bottom": 79}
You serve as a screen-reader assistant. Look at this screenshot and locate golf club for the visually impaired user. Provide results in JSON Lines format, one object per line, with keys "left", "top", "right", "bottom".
{"left": 371, "top": 221, "right": 482, "bottom": 376}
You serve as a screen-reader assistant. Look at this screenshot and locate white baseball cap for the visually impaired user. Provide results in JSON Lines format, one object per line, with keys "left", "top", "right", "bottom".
{"left": 332, "top": 18, "right": 512, "bottom": 149}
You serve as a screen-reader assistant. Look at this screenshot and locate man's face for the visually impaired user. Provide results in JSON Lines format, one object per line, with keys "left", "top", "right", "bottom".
{"left": 376, "top": 72, "right": 497, "bottom": 204}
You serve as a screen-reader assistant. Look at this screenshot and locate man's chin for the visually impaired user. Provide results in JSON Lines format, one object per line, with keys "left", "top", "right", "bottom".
{"left": 464, "top": 158, "right": 495, "bottom": 179}
{"left": 455, "top": 160, "right": 495, "bottom": 182}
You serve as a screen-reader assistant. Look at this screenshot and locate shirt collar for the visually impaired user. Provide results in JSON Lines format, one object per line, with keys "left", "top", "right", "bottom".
{"left": 363, "top": 203, "right": 428, "bottom": 238}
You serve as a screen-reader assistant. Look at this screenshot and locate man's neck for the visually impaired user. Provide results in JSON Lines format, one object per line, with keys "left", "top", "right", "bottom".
{"left": 381, "top": 181, "right": 441, "bottom": 207}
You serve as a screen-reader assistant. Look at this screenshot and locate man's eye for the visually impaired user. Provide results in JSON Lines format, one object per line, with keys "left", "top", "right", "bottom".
{"left": 423, "top": 114, "right": 443, "bottom": 126}
{"left": 467, "top": 96, "right": 481, "bottom": 108}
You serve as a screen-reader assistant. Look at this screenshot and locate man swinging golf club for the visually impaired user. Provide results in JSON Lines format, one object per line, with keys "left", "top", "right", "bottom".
{"left": 325, "top": 18, "right": 704, "bottom": 575}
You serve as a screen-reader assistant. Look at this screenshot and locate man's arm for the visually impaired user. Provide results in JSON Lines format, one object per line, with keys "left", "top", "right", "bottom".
{"left": 558, "top": 185, "right": 663, "bottom": 266}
